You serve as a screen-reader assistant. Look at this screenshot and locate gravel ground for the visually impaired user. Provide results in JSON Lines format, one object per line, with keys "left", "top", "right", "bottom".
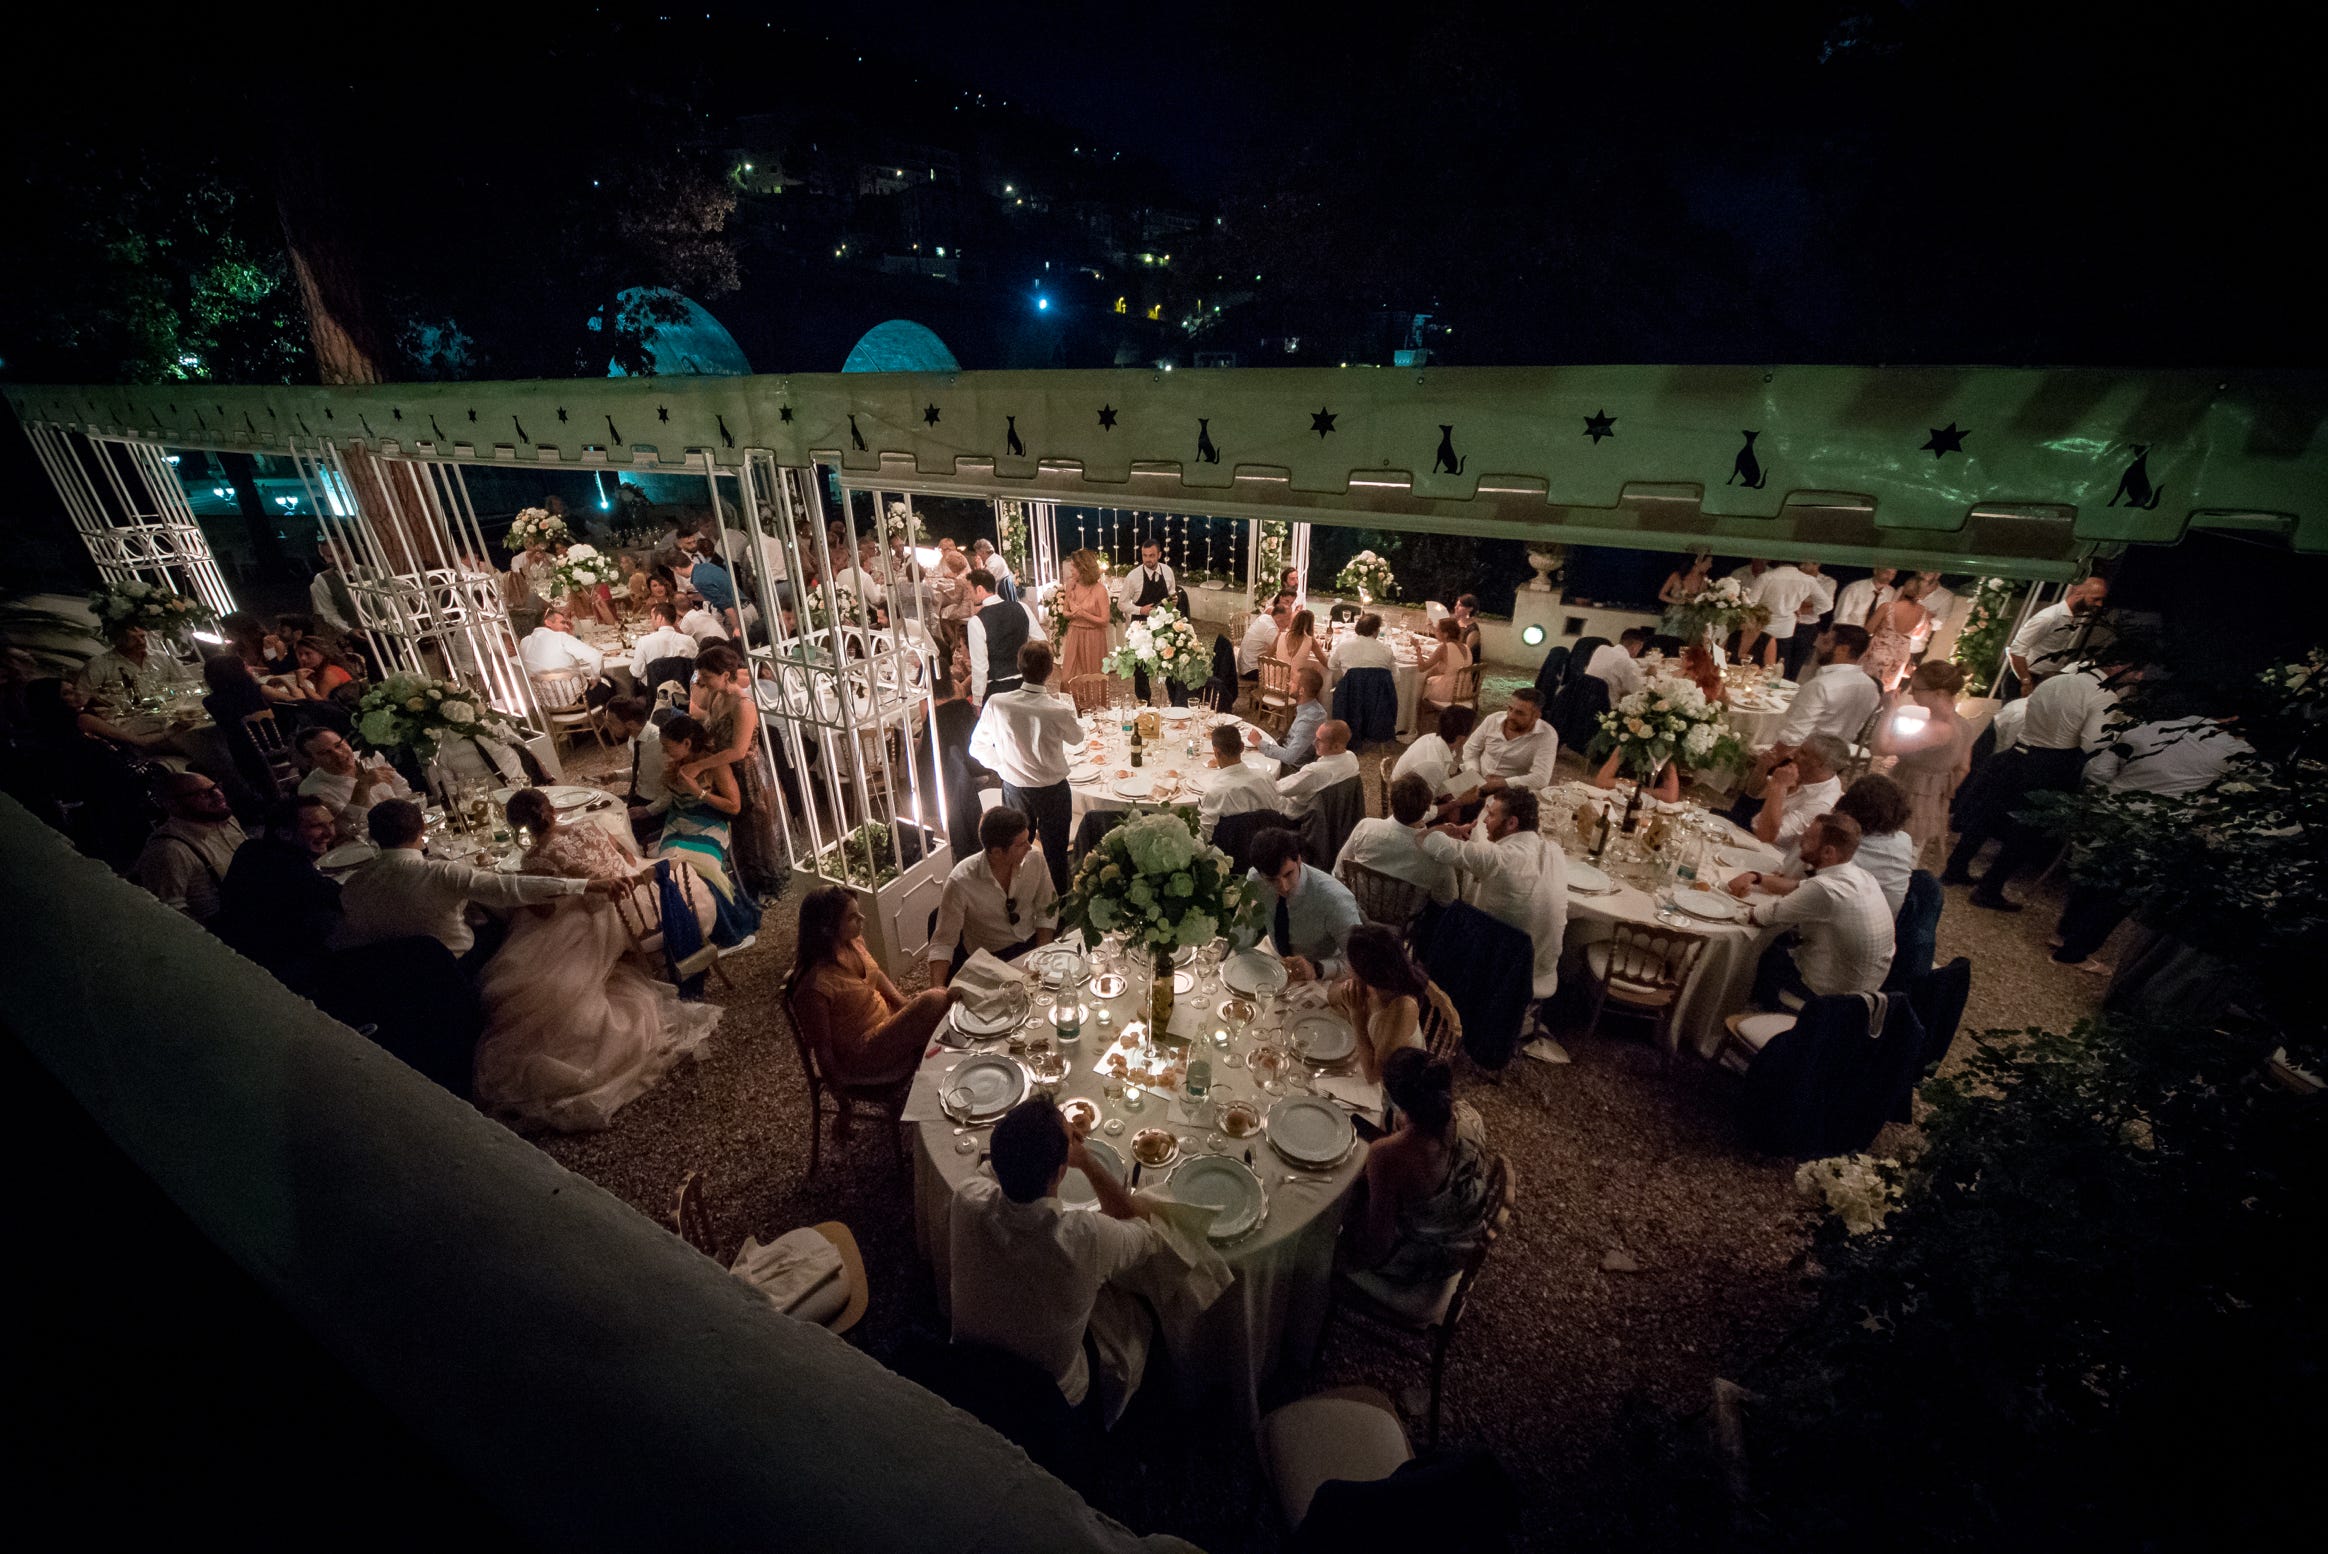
{"left": 535, "top": 671, "right": 2108, "bottom": 1551}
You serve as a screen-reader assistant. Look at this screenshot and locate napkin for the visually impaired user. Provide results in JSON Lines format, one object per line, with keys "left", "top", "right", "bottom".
{"left": 729, "top": 1228, "right": 847, "bottom": 1325}
{"left": 1134, "top": 1192, "right": 1235, "bottom": 1306}
{"left": 1313, "top": 1071, "right": 1386, "bottom": 1123}
{"left": 952, "top": 949, "right": 1024, "bottom": 1022}
{"left": 1281, "top": 980, "right": 1333, "bottom": 1012}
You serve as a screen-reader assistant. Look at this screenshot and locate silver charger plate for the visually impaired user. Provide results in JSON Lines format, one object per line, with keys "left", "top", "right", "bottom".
{"left": 940, "top": 1055, "right": 1028, "bottom": 1121}
{"left": 1023, "top": 941, "right": 1091, "bottom": 987}
{"left": 949, "top": 985, "right": 1029, "bottom": 1038}
{"left": 1060, "top": 1137, "right": 1126, "bottom": 1210}
{"left": 1266, "top": 1094, "right": 1356, "bottom": 1166}
{"left": 1222, "top": 949, "right": 1290, "bottom": 997}
{"left": 1672, "top": 890, "right": 1745, "bottom": 923}
{"left": 1283, "top": 1010, "right": 1357, "bottom": 1066}
{"left": 1565, "top": 860, "right": 1618, "bottom": 895}
{"left": 318, "top": 842, "right": 377, "bottom": 871}
{"left": 1166, "top": 1155, "right": 1267, "bottom": 1241}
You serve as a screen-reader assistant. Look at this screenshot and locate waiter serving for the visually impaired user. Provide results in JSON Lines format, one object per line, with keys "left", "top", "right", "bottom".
{"left": 1114, "top": 537, "right": 1186, "bottom": 706}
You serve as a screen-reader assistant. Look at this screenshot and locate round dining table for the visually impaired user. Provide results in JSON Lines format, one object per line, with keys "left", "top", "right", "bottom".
{"left": 1062, "top": 706, "right": 1276, "bottom": 835}
{"left": 1323, "top": 624, "right": 1429, "bottom": 736}
{"left": 906, "top": 940, "right": 1371, "bottom": 1424}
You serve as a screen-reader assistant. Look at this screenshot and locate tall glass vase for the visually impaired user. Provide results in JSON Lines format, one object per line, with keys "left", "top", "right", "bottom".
{"left": 1150, "top": 947, "right": 1176, "bottom": 1032}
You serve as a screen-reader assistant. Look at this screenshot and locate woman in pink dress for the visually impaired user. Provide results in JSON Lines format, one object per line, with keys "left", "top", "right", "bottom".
{"left": 1873, "top": 659, "right": 1971, "bottom": 867}
{"left": 1862, "top": 574, "right": 1931, "bottom": 692}
{"left": 1056, "top": 548, "right": 1114, "bottom": 685}
{"left": 1272, "top": 608, "right": 1333, "bottom": 683}
{"left": 1417, "top": 617, "right": 1474, "bottom": 706}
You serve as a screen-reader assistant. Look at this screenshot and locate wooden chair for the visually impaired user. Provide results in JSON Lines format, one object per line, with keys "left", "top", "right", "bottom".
{"left": 1255, "top": 653, "right": 1298, "bottom": 732}
{"left": 1064, "top": 672, "right": 1112, "bottom": 715}
{"left": 783, "top": 984, "right": 913, "bottom": 1176}
{"left": 1578, "top": 920, "right": 1709, "bottom": 1052}
{"left": 1422, "top": 662, "right": 1484, "bottom": 724}
{"left": 671, "top": 1170, "right": 870, "bottom": 1336}
{"left": 1320, "top": 1152, "right": 1515, "bottom": 1447}
{"left": 1418, "top": 979, "right": 1464, "bottom": 1064}
{"left": 611, "top": 860, "right": 732, "bottom": 990}
{"left": 240, "top": 709, "right": 301, "bottom": 797}
{"left": 1336, "top": 859, "right": 1431, "bottom": 937}
{"left": 532, "top": 667, "right": 607, "bottom": 754}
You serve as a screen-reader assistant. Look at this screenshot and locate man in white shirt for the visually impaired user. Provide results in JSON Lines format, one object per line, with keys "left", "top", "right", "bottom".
{"left": 1392, "top": 705, "right": 1477, "bottom": 806}
{"left": 1114, "top": 538, "right": 1178, "bottom": 625}
{"left": 1240, "top": 592, "right": 1294, "bottom": 677}
{"left": 1454, "top": 687, "right": 1558, "bottom": 815}
{"left": 971, "top": 539, "right": 1015, "bottom": 594}
{"left": 1326, "top": 613, "right": 1399, "bottom": 689}
{"left": 606, "top": 698, "right": 672, "bottom": 840}
{"left": 1728, "top": 559, "right": 1771, "bottom": 588}
{"left": 1832, "top": 568, "right": 1897, "bottom": 629}
{"left": 1729, "top": 812, "right": 1894, "bottom": 1002}
{"left": 1770, "top": 625, "right": 1882, "bottom": 749}
{"left": 1336, "top": 773, "right": 1458, "bottom": 905}
{"left": 78, "top": 623, "right": 195, "bottom": 700}
{"left": 1275, "top": 720, "right": 1360, "bottom": 817}
{"left": 677, "top": 600, "right": 727, "bottom": 646}
{"left": 1583, "top": 628, "right": 1653, "bottom": 701}
{"left": 1743, "top": 562, "right": 1825, "bottom": 668}
{"left": 832, "top": 537, "right": 890, "bottom": 625}
{"left": 1949, "top": 657, "right": 2134, "bottom": 909}
{"left": 1784, "top": 564, "right": 1838, "bottom": 680}
{"left": 1421, "top": 785, "right": 1567, "bottom": 998}
{"left": 928, "top": 806, "right": 1058, "bottom": 985}
{"left": 294, "top": 727, "right": 412, "bottom": 842}
{"left": 1769, "top": 772, "right": 1914, "bottom": 915}
{"left": 520, "top": 607, "right": 616, "bottom": 707}
{"left": 969, "top": 641, "right": 1082, "bottom": 894}
{"left": 134, "top": 771, "right": 250, "bottom": 924}
{"left": 1198, "top": 723, "right": 1283, "bottom": 839}
{"left": 628, "top": 601, "right": 699, "bottom": 680}
{"left": 963, "top": 569, "right": 1050, "bottom": 706}
{"left": 1911, "top": 572, "right": 1959, "bottom": 654}
{"left": 949, "top": 1096, "right": 1158, "bottom": 1417}
{"left": 2007, "top": 575, "right": 2109, "bottom": 692}
{"left": 1750, "top": 734, "right": 1848, "bottom": 853}
{"left": 334, "top": 799, "right": 615, "bottom": 969}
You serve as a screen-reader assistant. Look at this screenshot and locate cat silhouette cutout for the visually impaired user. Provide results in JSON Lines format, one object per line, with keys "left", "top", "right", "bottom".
{"left": 513, "top": 415, "right": 529, "bottom": 444}
{"left": 1433, "top": 424, "right": 1467, "bottom": 475}
{"left": 849, "top": 414, "right": 867, "bottom": 451}
{"left": 1728, "top": 430, "right": 1769, "bottom": 489}
{"left": 2109, "top": 446, "right": 2164, "bottom": 510}
{"left": 606, "top": 415, "right": 622, "bottom": 444}
{"left": 1196, "top": 418, "right": 1220, "bottom": 464}
{"left": 430, "top": 415, "right": 447, "bottom": 442}
{"left": 717, "top": 413, "right": 734, "bottom": 448}
{"left": 1006, "top": 415, "right": 1025, "bottom": 456}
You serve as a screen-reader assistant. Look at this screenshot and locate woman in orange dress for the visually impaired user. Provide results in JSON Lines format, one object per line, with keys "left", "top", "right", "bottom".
{"left": 786, "top": 886, "right": 958, "bottom": 1086}
{"left": 1056, "top": 548, "right": 1114, "bottom": 685}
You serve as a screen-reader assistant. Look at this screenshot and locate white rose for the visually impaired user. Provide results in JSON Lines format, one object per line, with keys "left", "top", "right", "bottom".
{"left": 442, "top": 700, "right": 477, "bottom": 724}
{"left": 568, "top": 543, "right": 599, "bottom": 559}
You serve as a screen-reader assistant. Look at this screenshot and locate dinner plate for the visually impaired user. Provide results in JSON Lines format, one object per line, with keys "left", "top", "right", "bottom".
{"left": 1283, "top": 1010, "right": 1357, "bottom": 1066}
{"left": 1060, "top": 1138, "right": 1126, "bottom": 1210}
{"left": 948, "top": 987, "right": 1028, "bottom": 1039}
{"left": 1067, "top": 767, "right": 1104, "bottom": 786}
{"left": 1565, "top": 860, "right": 1617, "bottom": 895}
{"left": 1158, "top": 706, "right": 1197, "bottom": 723}
{"left": 940, "top": 1055, "right": 1028, "bottom": 1121}
{"left": 1167, "top": 1155, "right": 1267, "bottom": 1241}
{"left": 1267, "top": 1094, "right": 1356, "bottom": 1167}
{"left": 318, "top": 842, "right": 377, "bottom": 871}
{"left": 1023, "top": 941, "right": 1091, "bottom": 987}
{"left": 1673, "top": 890, "right": 1745, "bottom": 923}
{"left": 1129, "top": 1127, "right": 1181, "bottom": 1170}
{"left": 1221, "top": 949, "right": 1289, "bottom": 998}
{"left": 1109, "top": 774, "right": 1155, "bottom": 799}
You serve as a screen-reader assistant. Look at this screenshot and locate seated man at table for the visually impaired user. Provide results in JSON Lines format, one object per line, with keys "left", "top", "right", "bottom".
{"left": 1583, "top": 627, "right": 1653, "bottom": 701}
{"left": 1248, "top": 666, "right": 1327, "bottom": 770}
{"left": 677, "top": 597, "right": 728, "bottom": 647}
{"left": 333, "top": 798, "right": 618, "bottom": 973}
{"left": 1726, "top": 811, "right": 1894, "bottom": 1005}
{"left": 627, "top": 600, "right": 699, "bottom": 682}
{"left": 1335, "top": 773, "right": 1458, "bottom": 905}
{"left": 1240, "top": 591, "right": 1294, "bottom": 683}
{"left": 295, "top": 726, "right": 411, "bottom": 842}
{"left": 1748, "top": 733, "right": 1847, "bottom": 853}
{"left": 1197, "top": 722, "right": 1281, "bottom": 841}
{"left": 134, "top": 771, "right": 251, "bottom": 926}
{"left": 929, "top": 807, "right": 1058, "bottom": 987}
{"left": 1825, "top": 772, "right": 1916, "bottom": 915}
{"left": 950, "top": 1095, "right": 1158, "bottom": 1416}
{"left": 1423, "top": 785, "right": 1566, "bottom": 1000}
{"left": 520, "top": 606, "right": 618, "bottom": 710}
{"left": 1392, "top": 704, "right": 1476, "bottom": 810}
{"left": 1274, "top": 718, "right": 1360, "bottom": 817}
{"left": 1449, "top": 687, "right": 1558, "bottom": 820}
{"left": 1238, "top": 826, "right": 1362, "bottom": 984}
{"left": 1326, "top": 612, "right": 1398, "bottom": 689}
{"left": 79, "top": 621, "right": 195, "bottom": 700}
{"left": 216, "top": 794, "right": 343, "bottom": 978}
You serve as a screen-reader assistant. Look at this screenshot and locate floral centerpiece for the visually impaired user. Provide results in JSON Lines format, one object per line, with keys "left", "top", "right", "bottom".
{"left": 1795, "top": 1153, "right": 1905, "bottom": 1236}
{"left": 504, "top": 507, "right": 570, "bottom": 553}
{"left": 802, "top": 584, "right": 868, "bottom": 632}
{"left": 1334, "top": 550, "right": 1398, "bottom": 605}
{"left": 1666, "top": 576, "right": 1768, "bottom": 642}
{"left": 355, "top": 672, "right": 517, "bottom": 760}
{"left": 1948, "top": 576, "right": 2024, "bottom": 695}
{"left": 1058, "top": 810, "right": 1267, "bottom": 1027}
{"left": 89, "top": 579, "right": 215, "bottom": 637}
{"left": 549, "top": 542, "right": 622, "bottom": 599}
{"left": 1105, "top": 603, "right": 1209, "bottom": 691}
{"left": 1588, "top": 672, "right": 1748, "bottom": 808}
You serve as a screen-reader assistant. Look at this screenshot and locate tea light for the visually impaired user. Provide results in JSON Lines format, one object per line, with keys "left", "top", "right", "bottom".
{"left": 1211, "top": 1027, "right": 1230, "bottom": 1048}
{"left": 1123, "top": 1083, "right": 1145, "bottom": 1111}
{"left": 1097, "top": 1005, "right": 1114, "bottom": 1028}
{"left": 1050, "top": 1000, "right": 1088, "bottom": 1043}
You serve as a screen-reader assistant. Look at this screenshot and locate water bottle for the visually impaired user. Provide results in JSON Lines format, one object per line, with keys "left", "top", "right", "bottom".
{"left": 1186, "top": 1050, "right": 1212, "bottom": 1103}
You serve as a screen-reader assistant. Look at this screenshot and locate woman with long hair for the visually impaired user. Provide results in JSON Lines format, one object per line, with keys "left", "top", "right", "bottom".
{"left": 1874, "top": 658, "right": 1971, "bottom": 866}
{"left": 654, "top": 714, "right": 762, "bottom": 947}
{"left": 1417, "top": 617, "right": 1473, "bottom": 709}
{"left": 1056, "top": 548, "right": 1114, "bottom": 684}
{"left": 1342, "top": 1047, "right": 1495, "bottom": 1289}
{"left": 1862, "top": 573, "right": 1931, "bottom": 692}
{"left": 1327, "top": 923, "right": 1429, "bottom": 1081}
{"left": 1272, "top": 607, "right": 1332, "bottom": 683}
{"left": 786, "top": 886, "right": 956, "bottom": 1085}
{"left": 291, "top": 638, "right": 358, "bottom": 701}
{"left": 679, "top": 643, "right": 784, "bottom": 897}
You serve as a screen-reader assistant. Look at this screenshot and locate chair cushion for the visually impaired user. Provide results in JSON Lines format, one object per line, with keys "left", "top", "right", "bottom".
{"left": 1260, "top": 1394, "right": 1414, "bottom": 1530}
{"left": 1583, "top": 941, "right": 1680, "bottom": 1008}
{"left": 1734, "top": 1012, "right": 1796, "bottom": 1051}
{"left": 1342, "top": 1265, "right": 1462, "bottom": 1328}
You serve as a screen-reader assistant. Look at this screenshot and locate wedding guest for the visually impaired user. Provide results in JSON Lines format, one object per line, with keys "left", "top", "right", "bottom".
{"left": 218, "top": 612, "right": 273, "bottom": 672}
{"left": 628, "top": 601, "right": 700, "bottom": 680}
{"left": 1423, "top": 785, "right": 1566, "bottom": 1000}
{"left": 295, "top": 726, "right": 411, "bottom": 841}
{"left": 15, "top": 679, "right": 155, "bottom": 863}
{"left": 677, "top": 528, "right": 740, "bottom": 638}
{"left": 1749, "top": 733, "right": 1848, "bottom": 851}
{"left": 1326, "top": 612, "right": 1397, "bottom": 690}
{"left": 1055, "top": 549, "right": 1115, "bottom": 686}
{"left": 1241, "top": 591, "right": 1295, "bottom": 680}
{"left": 78, "top": 622, "right": 194, "bottom": 699}
{"left": 970, "top": 641, "right": 1081, "bottom": 895}
{"left": 1270, "top": 607, "right": 1333, "bottom": 686}
{"left": 604, "top": 696, "right": 671, "bottom": 840}
{"left": 1729, "top": 812, "right": 1894, "bottom": 1003}
{"left": 134, "top": 770, "right": 250, "bottom": 924}
{"left": 1340, "top": 1048, "right": 1494, "bottom": 1295}
{"left": 1769, "top": 625, "right": 1880, "bottom": 748}
{"left": 1327, "top": 924, "right": 1429, "bottom": 1081}
{"left": 520, "top": 606, "right": 616, "bottom": 709}
{"left": 679, "top": 644, "right": 785, "bottom": 897}
{"left": 1742, "top": 561, "right": 1826, "bottom": 668}
{"left": 914, "top": 674, "right": 990, "bottom": 863}
{"left": 1873, "top": 659, "right": 1971, "bottom": 867}
{"left": 1911, "top": 572, "right": 1960, "bottom": 656}
{"left": 1238, "top": 826, "right": 1362, "bottom": 984}
{"left": 310, "top": 543, "right": 360, "bottom": 637}
{"left": 1335, "top": 773, "right": 1459, "bottom": 905}
{"left": 216, "top": 794, "right": 342, "bottom": 978}
{"left": 40, "top": 675, "right": 173, "bottom": 755}
{"left": 1450, "top": 594, "right": 1484, "bottom": 660}
{"left": 1391, "top": 703, "right": 1476, "bottom": 806}
{"left": 1455, "top": 686, "right": 1558, "bottom": 810}
{"left": 1861, "top": 574, "right": 1932, "bottom": 692}
{"left": 678, "top": 597, "right": 727, "bottom": 646}
{"left": 963, "top": 568, "right": 1049, "bottom": 706}
{"left": 1658, "top": 552, "right": 1714, "bottom": 622}
{"left": 1274, "top": 718, "right": 1359, "bottom": 817}
{"left": 1833, "top": 567, "right": 1898, "bottom": 629}
{"left": 290, "top": 638, "right": 358, "bottom": 702}
{"left": 1583, "top": 627, "right": 1653, "bottom": 701}
{"left": 1248, "top": 666, "right": 1327, "bottom": 769}
{"left": 1948, "top": 655, "right": 2134, "bottom": 910}
{"left": 1197, "top": 722, "right": 1281, "bottom": 840}
{"left": 1416, "top": 617, "right": 1474, "bottom": 708}
{"left": 2007, "top": 575, "right": 2111, "bottom": 693}
{"left": 788, "top": 886, "right": 959, "bottom": 1086}
{"left": 949, "top": 1094, "right": 1157, "bottom": 1414}
{"left": 334, "top": 798, "right": 613, "bottom": 971}
{"left": 971, "top": 538, "right": 1016, "bottom": 595}
{"left": 928, "top": 807, "right": 1058, "bottom": 986}
{"left": 1822, "top": 772, "right": 1917, "bottom": 915}
{"left": 652, "top": 714, "right": 761, "bottom": 948}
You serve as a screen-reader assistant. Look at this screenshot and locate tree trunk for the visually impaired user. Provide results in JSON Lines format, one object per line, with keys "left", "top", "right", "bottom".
{"left": 275, "top": 147, "right": 389, "bottom": 386}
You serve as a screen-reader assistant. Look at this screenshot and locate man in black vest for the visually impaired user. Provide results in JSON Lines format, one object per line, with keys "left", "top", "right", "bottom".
{"left": 964, "top": 568, "right": 1045, "bottom": 706}
{"left": 1115, "top": 538, "right": 1187, "bottom": 706}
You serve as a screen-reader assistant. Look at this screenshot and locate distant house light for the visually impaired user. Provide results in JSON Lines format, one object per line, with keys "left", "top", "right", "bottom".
{"left": 742, "top": 161, "right": 753, "bottom": 171}
{"left": 936, "top": 246, "right": 946, "bottom": 256}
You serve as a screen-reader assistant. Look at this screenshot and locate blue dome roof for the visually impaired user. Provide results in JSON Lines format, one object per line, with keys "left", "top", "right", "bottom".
{"left": 842, "top": 319, "right": 961, "bottom": 374}
{"left": 601, "top": 289, "right": 752, "bottom": 377}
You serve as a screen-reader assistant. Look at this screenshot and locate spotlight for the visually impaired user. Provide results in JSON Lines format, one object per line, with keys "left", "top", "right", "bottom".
{"left": 1521, "top": 624, "right": 1546, "bottom": 647}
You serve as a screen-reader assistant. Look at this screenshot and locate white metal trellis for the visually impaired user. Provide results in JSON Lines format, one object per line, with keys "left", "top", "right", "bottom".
{"left": 23, "top": 424, "right": 236, "bottom": 619}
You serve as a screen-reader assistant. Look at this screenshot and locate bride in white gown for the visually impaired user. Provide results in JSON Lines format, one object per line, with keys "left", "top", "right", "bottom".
{"left": 473, "top": 790, "right": 722, "bottom": 1131}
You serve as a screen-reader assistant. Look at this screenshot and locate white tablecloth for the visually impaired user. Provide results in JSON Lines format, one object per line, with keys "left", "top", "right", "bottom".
{"left": 1065, "top": 710, "right": 1275, "bottom": 835}
{"left": 1547, "top": 783, "right": 1783, "bottom": 1059}
{"left": 908, "top": 947, "right": 1367, "bottom": 1423}
{"left": 1723, "top": 687, "right": 1798, "bottom": 750}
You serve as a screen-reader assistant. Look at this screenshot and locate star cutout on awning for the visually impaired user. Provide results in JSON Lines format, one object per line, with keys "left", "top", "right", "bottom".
{"left": 1923, "top": 423, "right": 1968, "bottom": 458}
{"left": 1583, "top": 409, "right": 1615, "bottom": 443}
{"left": 922, "top": 403, "right": 941, "bottom": 427}
{"left": 1097, "top": 404, "right": 1118, "bottom": 430}
{"left": 1310, "top": 407, "right": 1337, "bottom": 438}
{"left": 778, "top": 406, "right": 793, "bottom": 423}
